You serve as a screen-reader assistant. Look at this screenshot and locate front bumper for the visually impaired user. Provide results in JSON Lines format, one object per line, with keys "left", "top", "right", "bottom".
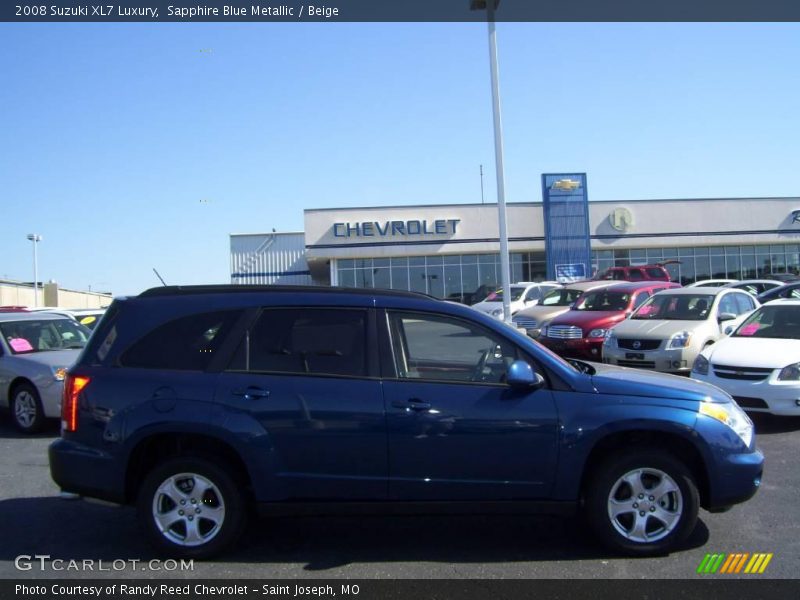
{"left": 602, "top": 344, "right": 696, "bottom": 374}
{"left": 693, "top": 370, "right": 800, "bottom": 416}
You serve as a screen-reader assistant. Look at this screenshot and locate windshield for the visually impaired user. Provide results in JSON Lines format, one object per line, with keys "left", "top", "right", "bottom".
{"left": 541, "top": 288, "right": 584, "bottom": 307}
{"left": 633, "top": 294, "right": 712, "bottom": 321}
{"left": 574, "top": 291, "right": 631, "bottom": 312}
{"left": 733, "top": 305, "right": 800, "bottom": 339}
{"left": 0, "top": 319, "right": 92, "bottom": 354}
{"left": 485, "top": 286, "right": 526, "bottom": 302}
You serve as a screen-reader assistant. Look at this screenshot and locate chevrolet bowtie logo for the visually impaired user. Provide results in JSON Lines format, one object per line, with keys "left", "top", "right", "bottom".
{"left": 551, "top": 179, "right": 581, "bottom": 191}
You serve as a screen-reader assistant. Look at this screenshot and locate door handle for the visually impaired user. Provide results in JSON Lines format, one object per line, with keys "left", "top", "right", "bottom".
{"left": 391, "top": 398, "right": 432, "bottom": 411}
{"left": 232, "top": 387, "right": 270, "bottom": 400}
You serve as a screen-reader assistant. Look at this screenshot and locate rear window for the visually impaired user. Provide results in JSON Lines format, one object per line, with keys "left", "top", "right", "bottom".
{"left": 120, "top": 310, "right": 242, "bottom": 370}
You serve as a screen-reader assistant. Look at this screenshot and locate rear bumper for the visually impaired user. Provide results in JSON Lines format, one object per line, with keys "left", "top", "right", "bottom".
{"left": 49, "top": 438, "right": 126, "bottom": 504}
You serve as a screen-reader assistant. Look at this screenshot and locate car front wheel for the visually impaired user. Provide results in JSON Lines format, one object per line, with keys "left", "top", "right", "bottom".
{"left": 137, "top": 457, "right": 247, "bottom": 559}
{"left": 10, "top": 383, "right": 45, "bottom": 433}
{"left": 585, "top": 450, "right": 699, "bottom": 556}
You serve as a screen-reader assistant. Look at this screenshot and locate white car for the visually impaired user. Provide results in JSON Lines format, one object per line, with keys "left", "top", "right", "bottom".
{"left": 691, "top": 299, "right": 800, "bottom": 416}
{"left": 471, "top": 282, "right": 561, "bottom": 319}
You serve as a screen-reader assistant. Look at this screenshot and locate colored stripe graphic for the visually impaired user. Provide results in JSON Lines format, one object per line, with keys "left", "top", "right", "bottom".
{"left": 700, "top": 553, "right": 772, "bottom": 574}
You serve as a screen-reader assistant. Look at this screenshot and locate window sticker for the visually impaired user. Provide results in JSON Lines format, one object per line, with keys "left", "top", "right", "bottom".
{"left": 9, "top": 338, "right": 33, "bottom": 353}
{"left": 738, "top": 323, "right": 760, "bottom": 336}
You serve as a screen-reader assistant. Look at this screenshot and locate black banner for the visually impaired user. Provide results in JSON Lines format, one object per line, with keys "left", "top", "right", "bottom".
{"left": 2, "top": 580, "right": 799, "bottom": 600}
{"left": 4, "top": 0, "right": 800, "bottom": 22}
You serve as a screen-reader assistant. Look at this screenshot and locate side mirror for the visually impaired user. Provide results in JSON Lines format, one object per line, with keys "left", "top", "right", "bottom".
{"left": 718, "top": 312, "right": 737, "bottom": 322}
{"left": 723, "top": 325, "right": 735, "bottom": 336}
{"left": 507, "top": 360, "right": 546, "bottom": 389}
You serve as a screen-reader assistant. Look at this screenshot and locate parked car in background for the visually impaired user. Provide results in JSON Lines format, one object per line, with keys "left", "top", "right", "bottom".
{"left": 603, "top": 288, "right": 759, "bottom": 374}
{"left": 691, "top": 299, "right": 800, "bottom": 416}
{"left": 50, "top": 285, "right": 763, "bottom": 559}
{"left": 512, "top": 281, "right": 618, "bottom": 338}
{"left": 539, "top": 281, "right": 681, "bottom": 361}
{"left": 593, "top": 263, "right": 673, "bottom": 282}
{"left": 769, "top": 273, "right": 800, "bottom": 283}
{"left": 0, "top": 312, "right": 92, "bottom": 432}
{"left": 29, "top": 307, "right": 107, "bottom": 330}
{"left": 471, "top": 282, "right": 561, "bottom": 319}
{"left": 687, "top": 279, "right": 738, "bottom": 288}
{"left": 722, "top": 280, "right": 782, "bottom": 297}
{"left": 756, "top": 281, "right": 800, "bottom": 304}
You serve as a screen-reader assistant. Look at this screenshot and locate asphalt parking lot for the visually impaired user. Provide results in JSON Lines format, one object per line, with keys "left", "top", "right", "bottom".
{"left": 0, "top": 414, "right": 798, "bottom": 580}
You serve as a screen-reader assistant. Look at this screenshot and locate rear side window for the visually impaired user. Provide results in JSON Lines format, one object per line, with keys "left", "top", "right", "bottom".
{"left": 120, "top": 310, "right": 241, "bottom": 370}
{"left": 646, "top": 268, "right": 666, "bottom": 278}
{"left": 228, "top": 308, "right": 367, "bottom": 378}
{"left": 628, "top": 269, "right": 644, "bottom": 281}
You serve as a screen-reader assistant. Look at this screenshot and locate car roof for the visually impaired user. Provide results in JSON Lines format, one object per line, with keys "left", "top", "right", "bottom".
{"left": 563, "top": 280, "right": 619, "bottom": 291}
{"left": 0, "top": 312, "right": 74, "bottom": 322}
{"left": 723, "top": 279, "right": 781, "bottom": 286}
{"left": 584, "top": 281, "right": 678, "bottom": 293}
{"left": 763, "top": 298, "right": 800, "bottom": 306}
{"left": 651, "top": 287, "right": 729, "bottom": 296}
{"left": 139, "top": 284, "right": 434, "bottom": 301}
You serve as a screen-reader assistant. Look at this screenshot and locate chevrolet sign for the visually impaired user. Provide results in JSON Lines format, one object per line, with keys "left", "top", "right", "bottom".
{"left": 551, "top": 179, "right": 581, "bottom": 191}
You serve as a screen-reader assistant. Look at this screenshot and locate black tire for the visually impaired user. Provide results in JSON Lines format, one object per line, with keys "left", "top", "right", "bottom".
{"left": 585, "top": 449, "right": 699, "bottom": 556}
{"left": 137, "top": 457, "right": 247, "bottom": 559}
{"left": 10, "top": 383, "right": 45, "bottom": 434}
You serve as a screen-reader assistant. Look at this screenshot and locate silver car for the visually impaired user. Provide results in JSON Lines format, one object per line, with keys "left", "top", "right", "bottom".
{"left": 0, "top": 313, "right": 90, "bottom": 433}
{"left": 602, "top": 287, "right": 759, "bottom": 374}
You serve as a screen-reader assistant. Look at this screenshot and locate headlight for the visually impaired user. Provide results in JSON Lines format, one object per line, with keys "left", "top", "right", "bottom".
{"left": 51, "top": 366, "right": 68, "bottom": 381}
{"left": 588, "top": 328, "right": 607, "bottom": 338}
{"left": 692, "top": 354, "right": 709, "bottom": 375}
{"left": 778, "top": 362, "right": 800, "bottom": 381}
{"left": 699, "top": 400, "right": 754, "bottom": 447}
{"left": 668, "top": 331, "right": 692, "bottom": 349}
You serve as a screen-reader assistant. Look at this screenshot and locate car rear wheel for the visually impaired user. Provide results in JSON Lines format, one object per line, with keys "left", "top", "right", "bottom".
{"left": 10, "top": 383, "right": 45, "bottom": 434}
{"left": 585, "top": 450, "right": 699, "bottom": 556}
{"left": 137, "top": 457, "right": 247, "bottom": 559}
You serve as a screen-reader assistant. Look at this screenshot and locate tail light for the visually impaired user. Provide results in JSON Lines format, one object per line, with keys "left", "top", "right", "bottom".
{"left": 62, "top": 374, "right": 90, "bottom": 432}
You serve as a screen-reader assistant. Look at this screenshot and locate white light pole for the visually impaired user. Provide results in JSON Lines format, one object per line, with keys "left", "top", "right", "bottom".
{"left": 471, "top": 0, "right": 512, "bottom": 323}
{"left": 26, "top": 234, "right": 42, "bottom": 307}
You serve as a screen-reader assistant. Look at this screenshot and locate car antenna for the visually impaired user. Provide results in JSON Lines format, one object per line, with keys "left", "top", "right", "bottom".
{"left": 152, "top": 268, "right": 168, "bottom": 286}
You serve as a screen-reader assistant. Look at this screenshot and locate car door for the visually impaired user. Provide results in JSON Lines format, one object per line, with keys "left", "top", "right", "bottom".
{"left": 380, "top": 309, "right": 559, "bottom": 501}
{"left": 214, "top": 307, "right": 386, "bottom": 501}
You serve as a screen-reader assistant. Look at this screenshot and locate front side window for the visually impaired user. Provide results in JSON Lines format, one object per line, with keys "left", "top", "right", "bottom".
{"left": 228, "top": 308, "right": 367, "bottom": 378}
{"left": 388, "top": 312, "right": 516, "bottom": 384}
{"left": 120, "top": 310, "right": 241, "bottom": 370}
{"left": 541, "top": 288, "right": 583, "bottom": 307}
{"left": 734, "top": 293, "right": 756, "bottom": 313}
{"left": 717, "top": 294, "right": 740, "bottom": 316}
{"left": 0, "top": 318, "right": 91, "bottom": 354}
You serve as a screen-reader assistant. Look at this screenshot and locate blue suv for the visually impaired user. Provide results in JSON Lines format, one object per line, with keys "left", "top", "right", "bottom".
{"left": 49, "top": 286, "right": 763, "bottom": 558}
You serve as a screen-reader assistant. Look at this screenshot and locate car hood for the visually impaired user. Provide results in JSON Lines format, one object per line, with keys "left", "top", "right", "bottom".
{"left": 612, "top": 318, "right": 706, "bottom": 338}
{"left": 706, "top": 337, "right": 800, "bottom": 369}
{"left": 550, "top": 310, "right": 626, "bottom": 328}
{"left": 515, "top": 305, "right": 570, "bottom": 322}
{"left": 7, "top": 349, "right": 82, "bottom": 368}
{"left": 589, "top": 362, "right": 730, "bottom": 403}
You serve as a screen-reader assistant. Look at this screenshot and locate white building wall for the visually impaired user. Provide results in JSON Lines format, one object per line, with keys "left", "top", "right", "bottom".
{"left": 230, "top": 232, "right": 312, "bottom": 285}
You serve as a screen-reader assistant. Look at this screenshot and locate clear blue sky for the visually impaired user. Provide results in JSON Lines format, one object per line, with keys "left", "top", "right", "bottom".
{"left": 1, "top": 23, "right": 798, "bottom": 296}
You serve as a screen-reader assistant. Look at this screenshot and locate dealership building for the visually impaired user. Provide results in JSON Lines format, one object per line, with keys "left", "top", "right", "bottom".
{"left": 230, "top": 177, "right": 800, "bottom": 299}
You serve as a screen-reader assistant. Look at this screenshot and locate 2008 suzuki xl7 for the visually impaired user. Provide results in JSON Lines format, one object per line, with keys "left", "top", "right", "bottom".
{"left": 50, "top": 285, "right": 763, "bottom": 558}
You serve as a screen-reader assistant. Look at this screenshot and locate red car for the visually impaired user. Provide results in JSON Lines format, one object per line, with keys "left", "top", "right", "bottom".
{"left": 593, "top": 262, "right": 677, "bottom": 282}
{"left": 538, "top": 281, "right": 681, "bottom": 361}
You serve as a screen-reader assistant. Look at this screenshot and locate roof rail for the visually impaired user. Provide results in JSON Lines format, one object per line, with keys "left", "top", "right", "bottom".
{"left": 138, "top": 284, "right": 438, "bottom": 301}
